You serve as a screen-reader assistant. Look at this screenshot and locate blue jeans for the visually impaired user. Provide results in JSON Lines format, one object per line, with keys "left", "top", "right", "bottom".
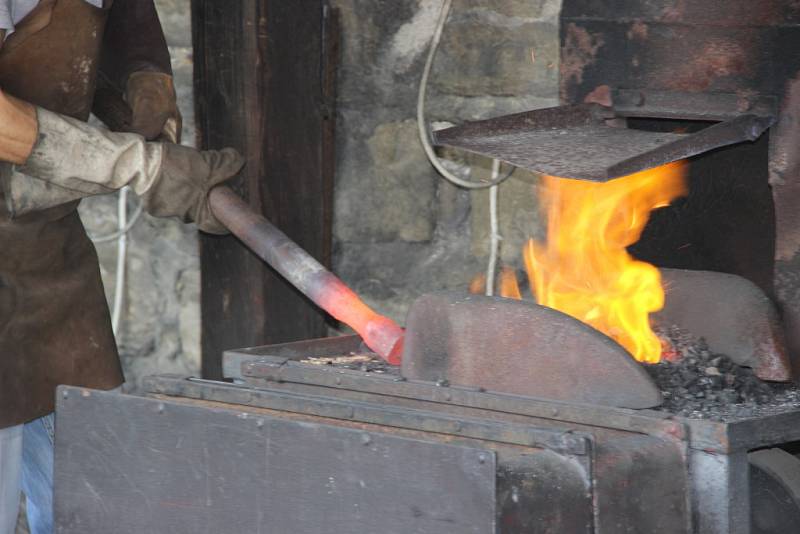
{"left": 0, "top": 414, "right": 54, "bottom": 534}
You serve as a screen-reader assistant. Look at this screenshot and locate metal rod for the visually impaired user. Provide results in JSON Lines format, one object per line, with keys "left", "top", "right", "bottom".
{"left": 208, "top": 186, "right": 404, "bottom": 363}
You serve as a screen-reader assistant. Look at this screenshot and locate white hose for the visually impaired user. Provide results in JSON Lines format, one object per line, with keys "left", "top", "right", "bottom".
{"left": 89, "top": 200, "right": 144, "bottom": 244}
{"left": 110, "top": 186, "right": 129, "bottom": 335}
{"left": 417, "top": 0, "right": 513, "bottom": 190}
{"left": 485, "top": 159, "right": 502, "bottom": 296}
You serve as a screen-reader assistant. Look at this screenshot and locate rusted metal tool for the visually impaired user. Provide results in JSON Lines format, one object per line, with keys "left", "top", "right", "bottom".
{"left": 208, "top": 186, "right": 404, "bottom": 363}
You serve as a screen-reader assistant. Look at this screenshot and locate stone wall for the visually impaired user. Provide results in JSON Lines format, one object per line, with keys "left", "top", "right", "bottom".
{"left": 331, "top": 0, "right": 560, "bottom": 322}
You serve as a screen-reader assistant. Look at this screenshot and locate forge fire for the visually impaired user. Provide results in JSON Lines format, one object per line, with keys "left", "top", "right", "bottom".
{"left": 523, "top": 161, "right": 688, "bottom": 362}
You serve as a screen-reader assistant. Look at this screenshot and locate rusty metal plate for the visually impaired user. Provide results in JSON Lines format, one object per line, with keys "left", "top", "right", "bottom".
{"left": 433, "top": 103, "right": 772, "bottom": 181}
{"left": 54, "top": 388, "right": 497, "bottom": 534}
{"left": 400, "top": 292, "right": 662, "bottom": 409}
{"left": 656, "top": 269, "right": 792, "bottom": 381}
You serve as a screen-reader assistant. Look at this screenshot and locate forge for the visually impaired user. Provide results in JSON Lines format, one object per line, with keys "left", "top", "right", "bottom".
{"left": 51, "top": 1, "right": 800, "bottom": 533}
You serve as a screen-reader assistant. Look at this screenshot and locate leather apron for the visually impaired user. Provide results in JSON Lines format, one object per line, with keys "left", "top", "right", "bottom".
{"left": 0, "top": 0, "right": 123, "bottom": 429}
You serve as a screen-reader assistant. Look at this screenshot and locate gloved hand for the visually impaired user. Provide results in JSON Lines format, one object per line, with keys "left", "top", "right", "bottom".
{"left": 139, "top": 143, "right": 243, "bottom": 234}
{"left": 2, "top": 107, "right": 244, "bottom": 233}
{"left": 125, "top": 71, "right": 182, "bottom": 143}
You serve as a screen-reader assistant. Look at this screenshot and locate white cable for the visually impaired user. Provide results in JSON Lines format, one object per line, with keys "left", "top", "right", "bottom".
{"left": 485, "top": 159, "right": 502, "bottom": 296}
{"left": 89, "top": 201, "right": 144, "bottom": 244}
{"left": 110, "top": 186, "right": 129, "bottom": 335}
{"left": 417, "top": 0, "right": 513, "bottom": 190}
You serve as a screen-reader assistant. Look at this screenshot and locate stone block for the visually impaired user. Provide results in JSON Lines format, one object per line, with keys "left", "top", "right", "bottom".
{"left": 334, "top": 117, "right": 438, "bottom": 243}
{"left": 332, "top": 0, "right": 425, "bottom": 109}
{"left": 431, "top": 17, "right": 560, "bottom": 98}
{"left": 154, "top": 0, "right": 192, "bottom": 48}
{"left": 449, "top": 0, "right": 561, "bottom": 20}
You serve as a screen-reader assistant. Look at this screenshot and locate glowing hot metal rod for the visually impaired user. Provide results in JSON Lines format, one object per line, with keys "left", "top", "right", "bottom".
{"left": 209, "top": 186, "right": 405, "bottom": 364}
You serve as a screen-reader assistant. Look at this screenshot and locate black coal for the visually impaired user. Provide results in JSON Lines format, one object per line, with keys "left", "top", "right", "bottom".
{"left": 647, "top": 326, "right": 800, "bottom": 421}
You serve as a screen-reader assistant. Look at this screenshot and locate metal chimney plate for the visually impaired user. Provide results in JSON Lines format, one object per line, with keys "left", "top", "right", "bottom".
{"left": 432, "top": 103, "right": 774, "bottom": 181}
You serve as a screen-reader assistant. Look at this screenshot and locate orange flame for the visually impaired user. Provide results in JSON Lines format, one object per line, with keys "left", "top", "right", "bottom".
{"left": 524, "top": 162, "right": 688, "bottom": 363}
{"left": 499, "top": 266, "right": 522, "bottom": 299}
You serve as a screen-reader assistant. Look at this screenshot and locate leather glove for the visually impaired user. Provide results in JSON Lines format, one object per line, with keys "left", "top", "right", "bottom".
{"left": 3, "top": 107, "right": 244, "bottom": 233}
{"left": 139, "top": 143, "right": 243, "bottom": 234}
{"left": 125, "top": 71, "right": 182, "bottom": 143}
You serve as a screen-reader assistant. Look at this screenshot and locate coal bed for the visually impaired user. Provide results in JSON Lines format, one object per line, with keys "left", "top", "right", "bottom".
{"left": 648, "top": 326, "right": 800, "bottom": 421}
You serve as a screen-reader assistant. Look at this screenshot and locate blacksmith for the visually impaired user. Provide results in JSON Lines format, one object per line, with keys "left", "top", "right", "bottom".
{"left": 0, "top": 1, "right": 242, "bottom": 532}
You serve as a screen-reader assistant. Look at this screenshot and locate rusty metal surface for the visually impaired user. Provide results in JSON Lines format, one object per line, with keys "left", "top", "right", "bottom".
{"left": 433, "top": 103, "right": 772, "bottom": 181}
{"left": 691, "top": 450, "right": 751, "bottom": 534}
{"left": 222, "top": 334, "right": 365, "bottom": 379}
{"left": 223, "top": 357, "right": 683, "bottom": 438}
{"left": 561, "top": 0, "right": 800, "bottom": 26}
{"left": 399, "top": 292, "right": 662, "bottom": 409}
{"left": 612, "top": 89, "right": 777, "bottom": 121}
{"left": 594, "top": 435, "right": 691, "bottom": 533}
{"left": 559, "top": 8, "right": 800, "bottom": 103}
{"left": 496, "top": 451, "right": 594, "bottom": 533}
{"left": 749, "top": 449, "right": 800, "bottom": 533}
{"left": 150, "top": 376, "right": 595, "bottom": 454}
{"left": 656, "top": 269, "right": 792, "bottom": 381}
{"left": 55, "top": 387, "right": 498, "bottom": 534}
{"left": 143, "top": 376, "right": 693, "bottom": 533}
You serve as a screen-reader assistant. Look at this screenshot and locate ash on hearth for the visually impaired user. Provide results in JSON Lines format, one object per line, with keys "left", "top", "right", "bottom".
{"left": 647, "top": 326, "right": 800, "bottom": 421}
{"left": 303, "top": 353, "right": 399, "bottom": 375}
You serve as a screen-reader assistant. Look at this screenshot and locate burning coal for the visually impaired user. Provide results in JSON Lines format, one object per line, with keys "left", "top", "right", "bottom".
{"left": 524, "top": 162, "right": 688, "bottom": 363}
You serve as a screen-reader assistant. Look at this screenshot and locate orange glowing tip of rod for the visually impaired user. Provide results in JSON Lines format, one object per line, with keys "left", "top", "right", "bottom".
{"left": 316, "top": 278, "right": 405, "bottom": 365}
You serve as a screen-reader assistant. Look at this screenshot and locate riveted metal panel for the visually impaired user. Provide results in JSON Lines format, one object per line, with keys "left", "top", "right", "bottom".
{"left": 55, "top": 387, "right": 496, "bottom": 534}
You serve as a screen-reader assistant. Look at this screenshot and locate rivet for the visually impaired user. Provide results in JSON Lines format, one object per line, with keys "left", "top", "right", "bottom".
{"left": 335, "top": 377, "right": 342, "bottom": 385}
{"left": 361, "top": 434, "right": 372, "bottom": 446}
{"left": 81, "top": 390, "right": 91, "bottom": 398}
{"left": 478, "top": 454, "right": 487, "bottom": 465}
{"left": 256, "top": 419, "right": 265, "bottom": 428}
{"left": 157, "top": 403, "right": 165, "bottom": 414}
{"left": 62, "top": 390, "right": 69, "bottom": 399}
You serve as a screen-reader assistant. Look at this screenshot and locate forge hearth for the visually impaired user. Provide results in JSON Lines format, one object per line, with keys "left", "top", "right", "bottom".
{"left": 52, "top": 330, "right": 800, "bottom": 534}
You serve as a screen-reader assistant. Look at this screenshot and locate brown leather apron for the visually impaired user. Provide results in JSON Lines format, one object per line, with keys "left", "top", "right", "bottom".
{"left": 0, "top": 0, "right": 123, "bottom": 429}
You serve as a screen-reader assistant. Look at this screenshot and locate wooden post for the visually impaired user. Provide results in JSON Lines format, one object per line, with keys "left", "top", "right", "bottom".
{"left": 192, "top": 0, "right": 337, "bottom": 379}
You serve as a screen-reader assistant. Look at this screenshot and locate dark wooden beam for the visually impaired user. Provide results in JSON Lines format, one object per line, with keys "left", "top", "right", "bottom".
{"left": 192, "top": 0, "right": 337, "bottom": 379}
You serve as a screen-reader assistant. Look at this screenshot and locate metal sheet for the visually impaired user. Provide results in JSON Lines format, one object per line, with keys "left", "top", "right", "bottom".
{"left": 55, "top": 388, "right": 497, "bottom": 534}
{"left": 690, "top": 450, "right": 750, "bottom": 534}
{"left": 594, "top": 435, "right": 690, "bottom": 533}
{"left": 656, "top": 269, "right": 791, "bottom": 381}
{"left": 399, "top": 292, "right": 663, "bottom": 409}
{"left": 432, "top": 103, "right": 772, "bottom": 181}
{"left": 222, "top": 334, "right": 365, "bottom": 379}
